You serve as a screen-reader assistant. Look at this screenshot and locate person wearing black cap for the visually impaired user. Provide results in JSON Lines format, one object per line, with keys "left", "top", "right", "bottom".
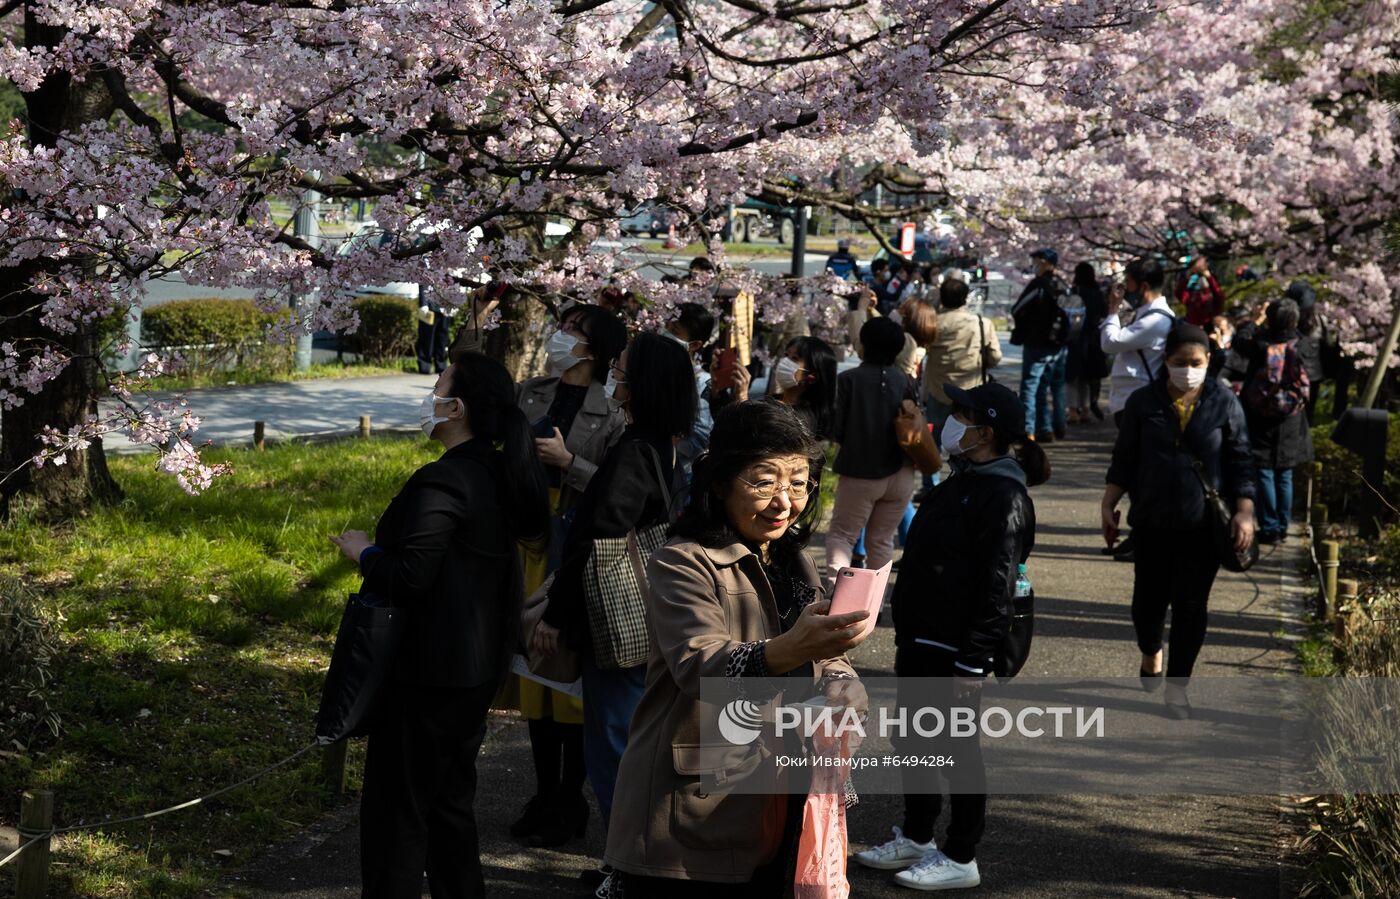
{"left": 854, "top": 382, "right": 1046, "bottom": 892}
{"left": 1284, "top": 280, "right": 1340, "bottom": 424}
{"left": 1010, "top": 248, "right": 1070, "bottom": 442}
{"left": 1101, "top": 323, "right": 1256, "bottom": 717}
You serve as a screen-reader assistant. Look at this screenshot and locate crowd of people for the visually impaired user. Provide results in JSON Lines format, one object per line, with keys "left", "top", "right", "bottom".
{"left": 327, "top": 244, "right": 1329, "bottom": 897}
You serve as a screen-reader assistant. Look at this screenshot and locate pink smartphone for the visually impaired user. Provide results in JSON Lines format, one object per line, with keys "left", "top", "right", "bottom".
{"left": 828, "top": 560, "right": 892, "bottom": 641}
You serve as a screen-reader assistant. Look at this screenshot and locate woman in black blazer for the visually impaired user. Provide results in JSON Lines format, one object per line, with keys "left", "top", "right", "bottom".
{"left": 331, "top": 352, "right": 548, "bottom": 899}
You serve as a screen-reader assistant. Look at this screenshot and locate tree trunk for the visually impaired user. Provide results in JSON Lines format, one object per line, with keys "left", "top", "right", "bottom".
{"left": 483, "top": 290, "right": 548, "bottom": 383}
{"left": 0, "top": 264, "right": 122, "bottom": 519}
{"left": 0, "top": 7, "right": 122, "bottom": 519}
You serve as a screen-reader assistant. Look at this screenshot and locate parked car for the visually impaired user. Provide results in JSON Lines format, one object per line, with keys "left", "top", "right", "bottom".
{"left": 335, "top": 220, "right": 568, "bottom": 296}
{"left": 620, "top": 204, "right": 670, "bottom": 238}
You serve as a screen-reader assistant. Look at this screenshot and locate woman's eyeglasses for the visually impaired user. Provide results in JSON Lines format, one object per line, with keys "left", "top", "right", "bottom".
{"left": 738, "top": 476, "right": 810, "bottom": 500}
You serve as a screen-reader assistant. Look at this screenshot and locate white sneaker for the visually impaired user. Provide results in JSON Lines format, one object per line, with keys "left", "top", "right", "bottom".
{"left": 854, "top": 826, "right": 937, "bottom": 870}
{"left": 894, "top": 849, "right": 981, "bottom": 891}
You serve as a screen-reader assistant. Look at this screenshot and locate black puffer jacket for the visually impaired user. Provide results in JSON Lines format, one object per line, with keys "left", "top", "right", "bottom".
{"left": 890, "top": 456, "right": 1036, "bottom": 677}
{"left": 1107, "top": 377, "right": 1257, "bottom": 530}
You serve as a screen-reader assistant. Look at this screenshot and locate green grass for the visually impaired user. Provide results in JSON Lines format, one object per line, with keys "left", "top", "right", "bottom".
{"left": 152, "top": 359, "right": 415, "bottom": 392}
{"left": 0, "top": 436, "right": 439, "bottom": 897}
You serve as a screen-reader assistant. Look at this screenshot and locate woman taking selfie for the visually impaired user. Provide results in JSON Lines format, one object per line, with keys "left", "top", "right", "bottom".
{"left": 856, "top": 381, "right": 1045, "bottom": 892}
{"left": 602, "top": 400, "right": 869, "bottom": 897}
{"left": 1102, "top": 324, "right": 1256, "bottom": 716}
{"left": 452, "top": 298, "right": 628, "bottom": 847}
{"left": 331, "top": 353, "right": 548, "bottom": 897}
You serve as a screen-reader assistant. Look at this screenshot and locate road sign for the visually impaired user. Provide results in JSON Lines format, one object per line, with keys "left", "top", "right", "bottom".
{"left": 899, "top": 222, "right": 916, "bottom": 259}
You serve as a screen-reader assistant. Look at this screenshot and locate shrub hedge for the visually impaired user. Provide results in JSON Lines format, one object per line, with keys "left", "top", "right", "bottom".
{"left": 142, "top": 298, "right": 293, "bottom": 374}
{"left": 342, "top": 294, "right": 417, "bottom": 363}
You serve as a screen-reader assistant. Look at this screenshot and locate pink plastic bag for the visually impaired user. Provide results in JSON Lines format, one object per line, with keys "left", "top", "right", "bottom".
{"left": 793, "top": 727, "right": 859, "bottom": 899}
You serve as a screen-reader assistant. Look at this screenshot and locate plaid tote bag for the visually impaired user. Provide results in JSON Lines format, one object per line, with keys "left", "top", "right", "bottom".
{"left": 583, "top": 445, "right": 673, "bottom": 669}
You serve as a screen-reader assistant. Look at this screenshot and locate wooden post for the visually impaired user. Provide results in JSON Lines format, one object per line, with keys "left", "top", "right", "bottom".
{"left": 1321, "top": 540, "right": 1341, "bottom": 619}
{"left": 1334, "top": 578, "right": 1360, "bottom": 643}
{"left": 16, "top": 789, "right": 53, "bottom": 899}
{"left": 322, "top": 741, "right": 349, "bottom": 793}
{"left": 359, "top": 415, "right": 372, "bottom": 439}
{"left": 253, "top": 421, "right": 266, "bottom": 451}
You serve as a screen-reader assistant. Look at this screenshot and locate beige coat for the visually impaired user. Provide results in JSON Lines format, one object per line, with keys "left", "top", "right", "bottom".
{"left": 604, "top": 539, "right": 857, "bottom": 883}
{"left": 920, "top": 307, "right": 1003, "bottom": 404}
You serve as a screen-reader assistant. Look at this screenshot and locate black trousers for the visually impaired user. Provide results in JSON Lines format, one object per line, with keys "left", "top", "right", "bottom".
{"left": 1130, "top": 525, "right": 1220, "bottom": 679}
{"left": 361, "top": 680, "right": 498, "bottom": 899}
{"left": 416, "top": 306, "right": 449, "bottom": 374}
{"left": 893, "top": 644, "right": 986, "bottom": 864}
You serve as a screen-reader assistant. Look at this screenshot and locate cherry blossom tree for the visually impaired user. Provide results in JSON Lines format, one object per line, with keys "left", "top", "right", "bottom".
{"left": 0, "top": 0, "right": 1157, "bottom": 514}
{"left": 927, "top": 0, "right": 1400, "bottom": 364}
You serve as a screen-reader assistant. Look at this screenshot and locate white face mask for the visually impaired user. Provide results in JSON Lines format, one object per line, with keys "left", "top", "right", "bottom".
{"left": 1168, "top": 365, "right": 1208, "bottom": 391}
{"left": 940, "top": 415, "right": 972, "bottom": 457}
{"left": 419, "top": 390, "right": 457, "bottom": 438}
{"left": 604, "top": 369, "right": 626, "bottom": 410}
{"left": 545, "top": 330, "right": 585, "bottom": 375}
{"left": 774, "top": 357, "right": 802, "bottom": 391}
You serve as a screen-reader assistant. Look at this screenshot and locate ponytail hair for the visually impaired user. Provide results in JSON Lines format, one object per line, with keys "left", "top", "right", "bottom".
{"left": 447, "top": 353, "right": 550, "bottom": 541}
{"left": 1004, "top": 435, "right": 1050, "bottom": 487}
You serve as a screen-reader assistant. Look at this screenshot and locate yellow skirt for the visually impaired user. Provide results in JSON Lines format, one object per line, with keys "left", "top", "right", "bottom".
{"left": 502, "top": 487, "right": 584, "bottom": 724}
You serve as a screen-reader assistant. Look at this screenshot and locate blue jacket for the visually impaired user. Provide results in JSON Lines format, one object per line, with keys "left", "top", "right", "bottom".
{"left": 1107, "top": 376, "right": 1257, "bottom": 530}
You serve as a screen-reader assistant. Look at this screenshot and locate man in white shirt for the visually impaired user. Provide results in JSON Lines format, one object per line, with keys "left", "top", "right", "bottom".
{"left": 1098, "top": 257, "right": 1176, "bottom": 562}
{"left": 1100, "top": 258, "right": 1176, "bottom": 426}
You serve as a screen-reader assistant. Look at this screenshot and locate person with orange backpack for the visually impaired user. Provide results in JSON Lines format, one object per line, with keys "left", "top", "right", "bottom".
{"left": 1235, "top": 298, "right": 1312, "bottom": 545}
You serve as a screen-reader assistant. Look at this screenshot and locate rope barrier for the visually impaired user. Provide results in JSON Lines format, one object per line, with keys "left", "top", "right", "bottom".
{"left": 0, "top": 741, "right": 319, "bottom": 869}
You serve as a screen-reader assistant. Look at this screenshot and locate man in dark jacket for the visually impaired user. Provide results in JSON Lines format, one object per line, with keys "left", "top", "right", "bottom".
{"left": 824, "top": 238, "right": 859, "bottom": 280}
{"left": 1011, "top": 248, "right": 1069, "bottom": 441}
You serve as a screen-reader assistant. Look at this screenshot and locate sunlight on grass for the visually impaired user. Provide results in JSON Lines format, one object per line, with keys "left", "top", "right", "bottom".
{"left": 0, "top": 435, "right": 434, "bottom": 897}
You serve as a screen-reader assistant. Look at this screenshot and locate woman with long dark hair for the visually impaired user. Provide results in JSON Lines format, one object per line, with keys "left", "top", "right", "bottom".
{"left": 856, "top": 382, "right": 1045, "bottom": 892}
{"left": 603, "top": 401, "right": 868, "bottom": 897}
{"left": 767, "top": 335, "right": 838, "bottom": 440}
{"left": 331, "top": 352, "right": 548, "bottom": 898}
{"left": 534, "top": 330, "right": 698, "bottom": 870}
{"left": 1067, "top": 261, "right": 1109, "bottom": 423}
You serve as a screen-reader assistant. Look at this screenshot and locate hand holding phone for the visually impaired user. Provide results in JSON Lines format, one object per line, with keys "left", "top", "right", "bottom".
{"left": 711, "top": 347, "right": 738, "bottom": 392}
{"left": 828, "top": 561, "right": 893, "bottom": 641}
{"left": 1101, "top": 507, "right": 1121, "bottom": 548}
{"left": 531, "top": 414, "right": 555, "bottom": 439}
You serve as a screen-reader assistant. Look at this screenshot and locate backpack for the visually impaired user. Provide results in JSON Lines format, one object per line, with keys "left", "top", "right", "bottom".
{"left": 1242, "top": 341, "right": 1309, "bottom": 420}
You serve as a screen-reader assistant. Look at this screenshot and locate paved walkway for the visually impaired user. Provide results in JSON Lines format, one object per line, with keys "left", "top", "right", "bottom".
{"left": 219, "top": 356, "right": 1303, "bottom": 897}
{"left": 102, "top": 373, "right": 436, "bottom": 454}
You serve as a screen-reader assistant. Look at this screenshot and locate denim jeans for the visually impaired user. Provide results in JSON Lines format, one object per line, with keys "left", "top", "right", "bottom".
{"left": 921, "top": 397, "right": 952, "bottom": 492}
{"left": 1256, "top": 467, "right": 1294, "bottom": 538}
{"left": 1020, "top": 344, "right": 1068, "bottom": 435}
{"left": 580, "top": 660, "right": 647, "bottom": 831}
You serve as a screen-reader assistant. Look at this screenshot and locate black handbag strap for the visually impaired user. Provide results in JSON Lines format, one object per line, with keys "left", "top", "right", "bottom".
{"left": 641, "top": 441, "right": 675, "bottom": 522}
{"left": 977, "top": 314, "right": 992, "bottom": 384}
